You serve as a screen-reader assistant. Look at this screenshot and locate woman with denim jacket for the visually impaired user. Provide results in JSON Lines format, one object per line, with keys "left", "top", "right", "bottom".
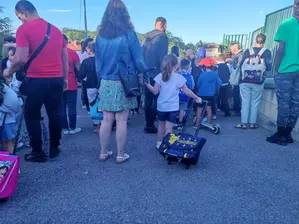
{"left": 95, "top": 0, "right": 147, "bottom": 164}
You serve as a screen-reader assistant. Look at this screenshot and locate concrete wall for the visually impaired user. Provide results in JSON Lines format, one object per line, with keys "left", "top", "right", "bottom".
{"left": 258, "top": 88, "right": 299, "bottom": 140}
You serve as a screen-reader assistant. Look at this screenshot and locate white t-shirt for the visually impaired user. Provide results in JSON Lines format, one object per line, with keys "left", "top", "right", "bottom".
{"left": 6, "top": 60, "right": 11, "bottom": 68}
{"left": 154, "top": 73, "right": 186, "bottom": 112}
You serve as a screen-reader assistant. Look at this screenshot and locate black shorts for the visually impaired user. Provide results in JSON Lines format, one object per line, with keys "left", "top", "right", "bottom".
{"left": 197, "top": 96, "right": 213, "bottom": 107}
{"left": 158, "top": 111, "right": 178, "bottom": 123}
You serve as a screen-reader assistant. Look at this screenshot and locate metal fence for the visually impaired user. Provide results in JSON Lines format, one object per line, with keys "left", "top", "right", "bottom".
{"left": 263, "top": 5, "right": 293, "bottom": 51}
{"left": 222, "top": 34, "right": 249, "bottom": 50}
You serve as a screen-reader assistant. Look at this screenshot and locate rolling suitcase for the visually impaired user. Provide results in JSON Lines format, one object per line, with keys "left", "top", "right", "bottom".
{"left": 157, "top": 101, "right": 208, "bottom": 169}
{"left": 0, "top": 95, "right": 26, "bottom": 202}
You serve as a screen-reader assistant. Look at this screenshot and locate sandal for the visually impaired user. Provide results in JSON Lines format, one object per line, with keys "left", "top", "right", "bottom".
{"left": 116, "top": 153, "right": 130, "bottom": 164}
{"left": 249, "top": 124, "right": 259, "bottom": 129}
{"left": 99, "top": 151, "right": 113, "bottom": 161}
{"left": 234, "top": 124, "right": 248, "bottom": 129}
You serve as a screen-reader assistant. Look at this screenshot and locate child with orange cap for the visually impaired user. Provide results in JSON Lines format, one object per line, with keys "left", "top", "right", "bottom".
{"left": 195, "top": 58, "right": 222, "bottom": 127}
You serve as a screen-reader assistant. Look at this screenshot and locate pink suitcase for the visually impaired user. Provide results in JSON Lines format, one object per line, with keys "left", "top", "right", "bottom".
{"left": 0, "top": 152, "right": 20, "bottom": 201}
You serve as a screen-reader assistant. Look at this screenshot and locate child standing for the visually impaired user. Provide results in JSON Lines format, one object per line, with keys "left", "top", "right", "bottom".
{"left": 195, "top": 58, "right": 222, "bottom": 127}
{"left": 178, "top": 59, "right": 195, "bottom": 130}
{"left": 145, "top": 54, "right": 201, "bottom": 149}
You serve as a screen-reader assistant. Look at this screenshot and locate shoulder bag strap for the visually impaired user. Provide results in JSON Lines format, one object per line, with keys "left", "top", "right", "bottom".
{"left": 23, "top": 23, "right": 51, "bottom": 71}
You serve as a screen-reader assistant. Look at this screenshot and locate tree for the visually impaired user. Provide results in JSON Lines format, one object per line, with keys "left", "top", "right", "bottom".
{"left": 184, "top": 43, "right": 196, "bottom": 51}
{"left": 0, "top": 6, "right": 13, "bottom": 59}
{"left": 62, "top": 28, "right": 97, "bottom": 42}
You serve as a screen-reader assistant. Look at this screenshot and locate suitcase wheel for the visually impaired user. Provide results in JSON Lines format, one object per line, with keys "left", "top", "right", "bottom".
{"left": 0, "top": 197, "right": 10, "bottom": 203}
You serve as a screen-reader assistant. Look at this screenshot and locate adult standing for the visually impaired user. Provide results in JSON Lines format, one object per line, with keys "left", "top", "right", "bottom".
{"left": 95, "top": 0, "right": 148, "bottom": 163}
{"left": 61, "top": 35, "right": 81, "bottom": 135}
{"left": 266, "top": 2, "right": 299, "bottom": 145}
{"left": 235, "top": 34, "right": 272, "bottom": 129}
{"left": 230, "top": 42, "right": 243, "bottom": 116}
{"left": 4, "top": 0, "right": 68, "bottom": 162}
{"left": 142, "top": 17, "right": 169, "bottom": 134}
{"left": 186, "top": 49, "right": 201, "bottom": 84}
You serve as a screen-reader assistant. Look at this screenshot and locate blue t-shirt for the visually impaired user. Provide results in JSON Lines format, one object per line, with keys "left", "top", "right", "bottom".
{"left": 197, "top": 71, "right": 222, "bottom": 96}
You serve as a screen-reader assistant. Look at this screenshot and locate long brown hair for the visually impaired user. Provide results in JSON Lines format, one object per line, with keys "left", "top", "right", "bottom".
{"left": 161, "top": 54, "right": 178, "bottom": 82}
{"left": 98, "top": 0, "right": 134, "bottom": 39}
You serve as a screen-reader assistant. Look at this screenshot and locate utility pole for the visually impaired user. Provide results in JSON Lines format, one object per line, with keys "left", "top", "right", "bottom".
{"left": 83, "top": 0, "right": 88, "bottom": 39}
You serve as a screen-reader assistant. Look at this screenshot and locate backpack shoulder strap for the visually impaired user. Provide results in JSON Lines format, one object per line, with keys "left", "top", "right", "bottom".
{"left": 258, "top": 47, "right": 267, "bottom": 57}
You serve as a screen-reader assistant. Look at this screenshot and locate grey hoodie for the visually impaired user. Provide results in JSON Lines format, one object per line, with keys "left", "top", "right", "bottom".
{"left": 142, "top": 29, "right": 169, "bottom": 79}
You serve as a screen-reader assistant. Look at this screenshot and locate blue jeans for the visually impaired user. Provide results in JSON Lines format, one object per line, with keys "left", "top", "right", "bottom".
{"left": 275, "top": 72, "right": 299, "bottom": 128}
{"left": 61, "top": 90, "right": 78, "bottom": 130}
{"left": 240, "top": 83, "right": 264, "bottom": 124}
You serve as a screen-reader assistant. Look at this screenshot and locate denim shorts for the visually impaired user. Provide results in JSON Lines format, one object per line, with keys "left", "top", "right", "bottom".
{"left": 158, "top": 111, "right": 178, "bottom": 123}
{"left": 1, "top": 123, "right": 17, "bottom": 141}
{"left": 179, "top": 101, "right": 188, "bottom": 111}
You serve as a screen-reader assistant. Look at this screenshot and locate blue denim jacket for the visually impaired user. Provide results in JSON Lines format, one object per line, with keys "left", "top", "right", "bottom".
{"left": 95, "top": 30, "right": 147, "bottom": 81}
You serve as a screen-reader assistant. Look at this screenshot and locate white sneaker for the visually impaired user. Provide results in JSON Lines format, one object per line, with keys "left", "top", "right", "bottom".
{"left": 202, "top": 117, "right": 208, "bottom": 122}
{"left": 212, "top": 115, "right": 217, "bottom": 120}
{"left": 17, "top": 142, "right": 24, "bottom": 149}
{"left": 82, "top": 105, "right": 86, "bottom": 109}
{"left": 156, "top": 141, "right": 162, "bottom": 149}
{"left": 69, "top": 128, "right": 82, "bottom": 134}
{"left": 63, "top": 129, "right": 70, "bottom": 135}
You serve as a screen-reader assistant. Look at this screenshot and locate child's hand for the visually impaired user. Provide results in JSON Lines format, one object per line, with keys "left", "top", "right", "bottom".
{"left": 3, "top": 69, "right": 10, "bottom": 78}
{"left": 195, "top": 97, "right": 202, "bottom": 104}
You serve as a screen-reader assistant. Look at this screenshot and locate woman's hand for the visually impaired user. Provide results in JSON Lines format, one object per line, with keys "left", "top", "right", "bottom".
{"left": 195, "top": 96, "right": 202, "bottom": 104}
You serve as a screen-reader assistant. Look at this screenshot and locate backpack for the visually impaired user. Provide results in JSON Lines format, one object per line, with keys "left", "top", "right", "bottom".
{"left": 241, "top": 47, "right": 267, "bottom": 84}
{"left": 229, "top": 51, "right": 243, "bottom": 86}
{"left": 179, "top": 72, "right": 193, "bottom": 102}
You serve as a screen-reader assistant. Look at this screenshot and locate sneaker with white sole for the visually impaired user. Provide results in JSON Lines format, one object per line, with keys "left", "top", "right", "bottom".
{"left": 63, "top": 129, "right": 70, "bottom": 135}
{"left": 212, "top": 115, "right": 217, "bottom": 120}
{"left": 156, "top": 141, "right": 162, "bottom": 149}
{"left": 69, "top": 128, "right": 82, "bottom": 134}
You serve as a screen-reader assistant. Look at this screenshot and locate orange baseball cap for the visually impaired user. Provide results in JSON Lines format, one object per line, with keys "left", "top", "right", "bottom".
{"left": 199, "top": 58, "right": 217, "bottom": 67}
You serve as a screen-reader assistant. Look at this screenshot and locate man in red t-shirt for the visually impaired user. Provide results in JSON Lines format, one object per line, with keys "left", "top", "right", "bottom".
{"left": 61, "top": 35, "right": 81, "bottom": 135}
{"left": 5, "top": 1, "right": 69, "bottom": 162}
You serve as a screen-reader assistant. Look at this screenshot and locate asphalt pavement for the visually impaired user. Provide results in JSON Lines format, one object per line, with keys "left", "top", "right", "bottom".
{"left": 1, "top": 104, "right": 299, "bottom": 224}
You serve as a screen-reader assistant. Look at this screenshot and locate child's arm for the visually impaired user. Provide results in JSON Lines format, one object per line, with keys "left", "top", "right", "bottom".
{"left": 181, "top": 84, "right": 201, "bottom": 103}
{"left": 145, "top": 82, "right": 160, "bottom": 95}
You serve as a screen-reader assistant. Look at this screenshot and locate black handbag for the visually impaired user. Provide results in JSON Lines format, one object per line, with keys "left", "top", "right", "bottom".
{"left": 117, "top": 60, "right": 142, "bottom": 98}
{"left": 16, "top": 23, "right": 51, "bottom": 82}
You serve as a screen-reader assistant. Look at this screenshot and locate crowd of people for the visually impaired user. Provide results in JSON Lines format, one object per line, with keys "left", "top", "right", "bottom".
{"left": 0, "top": 0, "right": 298, "bottom": 165}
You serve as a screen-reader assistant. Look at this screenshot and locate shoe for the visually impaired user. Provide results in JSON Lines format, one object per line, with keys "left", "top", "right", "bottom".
{"left": 266, "top": 126, "right": 287, "bottom": 146}
{"left": 17, "top": 142, "right": 24, "bottom": 149}
{"left": 144, "top": 126, "right": 158, "bottom": 134}
{"left": 116, "top": 153, "right": 130, "bottom": 164}
{"left": 285, "top": 127, "right": 294, "bottom": 143}
{"left": 49, "top": 147, "right": 61, "bottom": 159}
{"left": 156, "top": 141, "right": 162, "bottom": 149}
{"left": 177, "top": 123, "right": 183, "bottom": 130}
{"left": 212, "top": 115, "right": 217, "bottom": 120}
{"left": 24, "top": 151, "right": 48, "bottom": 163}
{"left": 63, "top": 129, "right": 70, "bottom": 135}
{"left": 69, "top": 128, "right": 82, "bottom": 134}
{"left": 82, "top": 105, "right": 86, "bottom": 109}
{"left": 202, "top": 117, "right": 208, "bottom": 122}
{"left": 224, "top": 112, "right": 231, "bottom": 117}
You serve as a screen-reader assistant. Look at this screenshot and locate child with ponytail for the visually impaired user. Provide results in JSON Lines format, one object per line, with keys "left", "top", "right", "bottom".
{"left": 145, "top": 54, "right": 202, "bottom": 149}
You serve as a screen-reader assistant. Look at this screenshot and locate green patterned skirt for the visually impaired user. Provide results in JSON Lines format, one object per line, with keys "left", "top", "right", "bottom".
{"left": 98, "top": 80, "right": 137, "bottom": 112}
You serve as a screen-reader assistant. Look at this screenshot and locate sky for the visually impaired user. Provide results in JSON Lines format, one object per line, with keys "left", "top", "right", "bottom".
{"left": 1, "top": 0, "right": 294, "bottom": 44}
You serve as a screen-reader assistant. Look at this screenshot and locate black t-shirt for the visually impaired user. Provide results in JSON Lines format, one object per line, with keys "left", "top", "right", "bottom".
{"left": 78, "top": 57, "right": 98, "bottom": 89}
